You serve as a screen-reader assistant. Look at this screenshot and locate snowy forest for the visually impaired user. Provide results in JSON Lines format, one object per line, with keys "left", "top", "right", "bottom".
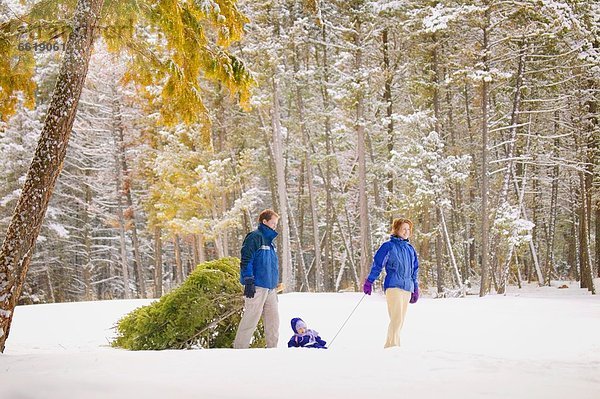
{"left": 0, "top": 0, "right": 598, "bottom": 309}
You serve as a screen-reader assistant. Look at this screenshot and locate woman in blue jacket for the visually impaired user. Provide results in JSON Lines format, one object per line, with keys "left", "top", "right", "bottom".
{"left": 363, "top": 218, "right": 419, "bottom": 348}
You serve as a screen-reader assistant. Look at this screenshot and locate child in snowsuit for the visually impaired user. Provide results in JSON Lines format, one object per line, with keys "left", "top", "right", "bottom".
{"left": 287, "top": 318, "right": 327, "bottom": 349}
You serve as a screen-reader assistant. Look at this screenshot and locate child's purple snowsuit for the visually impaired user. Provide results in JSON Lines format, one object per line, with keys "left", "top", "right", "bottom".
{"left": 287, "top": 317, "right": 327, "bottom": 349}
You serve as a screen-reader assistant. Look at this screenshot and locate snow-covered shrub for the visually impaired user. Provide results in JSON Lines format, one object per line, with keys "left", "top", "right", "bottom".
{"left": 111, "top": 257, "right": 264, "bottom": 350}
{"left": 492, "top": 203, "right": 534, "bottom": 248}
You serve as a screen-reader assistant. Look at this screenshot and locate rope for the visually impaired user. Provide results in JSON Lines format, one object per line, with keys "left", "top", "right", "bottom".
{"left": 327, "top": 293, "right": 366, "bottom": 348}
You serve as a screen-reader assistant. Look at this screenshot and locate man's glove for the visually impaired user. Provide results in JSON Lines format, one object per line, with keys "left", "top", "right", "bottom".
{"left": 243, "top": 277, "right": 256, "bottom": 299}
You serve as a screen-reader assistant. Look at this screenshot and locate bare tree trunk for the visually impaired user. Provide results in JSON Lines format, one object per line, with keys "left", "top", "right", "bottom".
{"left": 154, "top": 227, "right": 163, "bottom": 298}
{"left": 319, "top": 22, "right": 336, "bottom": 291}
{"left": 382, "top": 27, "right": 395, "bottom": 223}
{"left": 511, "top": 167, "right": 544, "bottom": 284}
{"left": 494, "top": 38, "right": 526, "bottom": 290}
{"left": 286, "top": 194, "right": 310, "bottom": 291}
{"left": 463, "top": 83, "right": 476, "bottom": 286}
{"left": 545, "top": 113, "right": 560, "bottom": 284}
{"left": 302, "top": 129, "right": 361, "bottom": 291}
{"left": 582, "top": 25, "right": 598, "bottom": 281}
{"left": 432, "top": 34, "right": 449, "bottom": 294}
{"left": 365, "top": 131, "right": 383, "bottom": 214}
{"left": 192, "top": 235, "right": 200, "bottom": 266}
{"left": 221, "top": 194, "right": 229, "bottom": 257}
{"left": 271, "top": 77, "right": 294, "bottom": 291}
{"left": 306, "top": 153, "right": 323, "bottom": 291}
{"left": 439, "top": 207, "right": 462, "bottom": 291}
{"left": 531, "top": 160, "right": 542, "bottom": 283}
{"left": 258, "top": 112, "right": 280, "bottom": 213}
{"left": 335, "top": 251, "right": 348, "bottom": 291}
{"left": 479, "top": 6, "right": 491, "bottom": 297}
{"left": 113, "top": 91, "right": 146, "bottom": 298}
{"left": 596, "top": 201, "right": 600, "bottom": 279}
{"left": 496, "top": 41, "right": 527, "bottom": 295}
{"left": 499, "top": 162, "right": 529, "bottom": 294}
{"left": 45, "top": 269, "right": 56, "bottom": 303}
{"left": 568, "top": 201, "right": 579, "bottom": 281}
{"left": 435, "top": 226, "right": 444, "bottom": 293}
{"left": 293, "top": 49, "right": 322, "bottom": 291}
{"left": 515, "top": 252, "right": 522, "bottom": 289}
{"left": 211, "top": 198, "right": 225, "bottom": 259}
{"left": 447, "top": 81, "right": 466, "bottom": 288}
{"left": 0, "top": 0, "right": 104, "bottom": 352}
{"left": 197, "top": 234, "right": 206, "bottom": 263}
{"left": 297, "top": 160, "right": 306, "bottom": 271}
{"left": 573, "top": 187, "right": 582, "bottom": 282}
{"left": 115, "top": 139, "right": 131, "bottom": 299}
{"left": 579, "top": 171, "right": 595, "bottom": 293}
{"left": 354, "top": 16, "right": 372, "bottom": 282}
{"left": 82, "top": 170, "right": 93, "bottom": 301}
{"left": 174, "top": 235, "right": 183, "bottom": 285}
{"left": 335, "top": 208, "right": 360, "bottom": 286}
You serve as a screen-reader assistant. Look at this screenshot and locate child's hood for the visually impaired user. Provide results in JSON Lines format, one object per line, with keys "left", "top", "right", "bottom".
{"left": 290, "top": 317, "right": 307, "bottom": 334}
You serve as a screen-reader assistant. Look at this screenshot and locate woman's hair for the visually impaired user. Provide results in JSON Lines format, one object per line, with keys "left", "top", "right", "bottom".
{"left": 391, "top": 218, "right": 414, "bottom": 235}
{"left": 258, "top": 209, "right": 279, "bottom": 223}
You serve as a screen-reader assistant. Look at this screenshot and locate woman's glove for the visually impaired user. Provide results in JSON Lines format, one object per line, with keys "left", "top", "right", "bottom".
{"left": 363, "top": 279, "right": 373, "bottom": 295}
{"left": 410, "top": 284, "right": 419, "bottom": 304}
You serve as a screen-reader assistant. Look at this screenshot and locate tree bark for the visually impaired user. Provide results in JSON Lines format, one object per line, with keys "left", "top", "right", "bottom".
{"left": 271, "top": 77, "right": 294, "bottom": 291}
{"left": 354, "top": 16, "right": 372, "bottom": 282}
{"left": 439, "top": 207, "right": 462, "bottom": 291}
{"left": 499, "top": 156, "right": 529, "bottom": 294}
{"left": 435, "top": 226, "right": 444, "bottom": 294}
{"left": 319, "top": 22, "right": 336, "bottom": 291}
{"left": 463, "top": 83, "right": 476, "bottom": 285}
{"left": 292, "top": 43, "right": 322, "bottom": 291}
{"left": 113, "top": 91, "right": 146, "bottom": 298}
{"left": 287, "top": 196, "right": 310, "bottom": 291}
{"left": 221, "top": 193, "right": 229, "bottom": 257}
{"left": 596, "top": 200, "right": 600, "bottom": 279}
{"left": 511, "top": 166, "right": 544, "bottom": 284}
{"left": 0, "top": 0, "right": 104, "bottom": 352}
{"left": 114, "top": 120, "right": 130, "bottom": 300}
{"left": 174, "top": 235, "right": 183, "bottom": 285}
{"left": 567, "top": 198, "right": 579, "bottom": 281}
{"left": 544, "top": 113, "right": 560, "bottom": 284}
{"left": 496, "top": 40, "right": 527, "bottom": 294}
{"left": 579, "top": 171, "right": 594, "bottom": 293}
{"left": 192, "top": 234, "right": 200, "bottom": 266}
{"left": 382, "top": 27, "right": 395, "bottom": 223}
{"left": 154, "top": 227, "right": 163, "bottom": 298}
{"left": 305, "top": 142, "right": 322, "bottom": 291}
{"left": 479, "top": 5, "right": 491, "bottom": 297}
{"left": 82, "top": 169, "right": 93, "bottom": 301}
{"left": 197, "top": 234, "right": 206, "bottom": 263}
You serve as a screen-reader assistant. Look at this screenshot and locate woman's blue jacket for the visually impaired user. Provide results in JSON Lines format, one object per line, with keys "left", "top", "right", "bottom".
{"left": 367, "top": 235, "right": 419, "bottom": 292}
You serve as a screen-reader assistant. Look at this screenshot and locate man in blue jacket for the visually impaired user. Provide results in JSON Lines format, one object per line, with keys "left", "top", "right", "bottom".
{"left": 233, "top": 209, "right": 280, "bottom": 349}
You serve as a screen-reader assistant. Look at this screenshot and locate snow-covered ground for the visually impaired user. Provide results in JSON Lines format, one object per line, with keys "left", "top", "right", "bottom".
{"left": 2, "top": 283, "right": 600, "bottom": 398}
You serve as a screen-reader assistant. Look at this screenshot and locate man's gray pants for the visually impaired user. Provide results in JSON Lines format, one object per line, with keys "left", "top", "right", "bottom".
{"left": 233, "top": 287, "right": 279, "bottom": 349}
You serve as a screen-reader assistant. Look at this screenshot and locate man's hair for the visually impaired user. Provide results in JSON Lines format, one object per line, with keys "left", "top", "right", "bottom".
{"left": 391, "top": 218, "right": 414, "bottom": 235}
{"left": 258, "top": 209, "right": 279, "bottom": 223}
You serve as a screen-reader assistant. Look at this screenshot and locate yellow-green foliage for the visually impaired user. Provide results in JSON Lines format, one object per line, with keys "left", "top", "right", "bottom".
{"left": 0, "top": 0, "right": 74, "bottom": 120}
{"left": 111, "top": 257, "right": 265, "bottom": 350}
{"left": 0, "top": 0, "right": 253, "bottom": 128}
